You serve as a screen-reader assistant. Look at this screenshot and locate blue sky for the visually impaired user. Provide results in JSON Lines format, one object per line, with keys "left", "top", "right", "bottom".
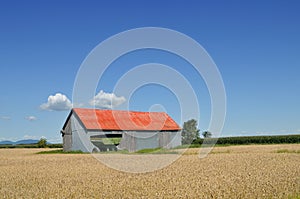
{"left": 0, "top": 0, "right": 300, "bottom": 142}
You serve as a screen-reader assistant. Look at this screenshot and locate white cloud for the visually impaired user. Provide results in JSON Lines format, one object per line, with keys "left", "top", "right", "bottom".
{"left": 40, "top": 93, "right": 72, "bottom": 111}
{"left": 0, "top": 116, "right": 11, "bottom": 120}
{"left": 89, "top": 90, "right": 126, "bottom": 109}
{"left": 25, "top": 116, "right": 37, "bottom": 121}
{"left": 256, "top": 131, "right": 276, "bottom": 135}
{"left": 23, "top": 135, "right": 40, "bottom": 140}
{"left": 47, "top": 136, "right": 62, "bottom": 144}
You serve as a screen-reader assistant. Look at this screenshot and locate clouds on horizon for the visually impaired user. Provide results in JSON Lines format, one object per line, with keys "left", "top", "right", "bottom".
{"left": 40, "top": 93, "right": 73, "bottom": 111}
{"left": 25, "top": 116, "right": 37, "bottom": 121}
{"left": 90, "top": 90, "right": 126, "bottom": 109}
{"left": 0, "top": 116, "right": 11, "bottom": 120}
{"left": 23, "top": 134, "right": 40, "bottom": 140}
{"left": 0, "top": 135, "right": 61, "bottom": 143}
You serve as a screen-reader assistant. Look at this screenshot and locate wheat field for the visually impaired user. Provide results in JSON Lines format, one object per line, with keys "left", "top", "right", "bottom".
{"left": 0, "top": 144, "right": 299, "bottom": 198}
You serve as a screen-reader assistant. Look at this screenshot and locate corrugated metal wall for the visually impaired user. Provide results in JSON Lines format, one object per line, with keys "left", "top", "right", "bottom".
{"left": 135, "top": 132, "right": 159, "bottom": 151}
{"left": 119, "top": 132, "right": 136, "bottom": 152}
{"left": 120, "top": 131, "right": 181, "bottom": 152}
{"left": 168, "top": 131, "right": 182, "bottom": 148}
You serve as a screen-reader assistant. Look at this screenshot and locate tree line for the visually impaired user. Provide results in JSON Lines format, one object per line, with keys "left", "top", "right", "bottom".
{"left": 181, "top": 119, "right": 300, "bottom": 145}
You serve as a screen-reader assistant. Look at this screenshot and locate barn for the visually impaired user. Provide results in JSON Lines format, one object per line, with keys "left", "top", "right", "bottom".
{"left": 61, "top": 108, "right": 181, "bottom": 152}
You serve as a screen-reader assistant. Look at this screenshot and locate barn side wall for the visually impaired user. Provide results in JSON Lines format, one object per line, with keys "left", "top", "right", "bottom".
{"left": 166, "top": 131, "right": 182, "bottom": 148}
{"left": 119, "top": 131, "right": 136, "bottom": 152}
{"left": 135, "top": 132, "right": 159, "bottom": 151}
{"left": 119, "top": 131, "right": 182, "bottom": 152}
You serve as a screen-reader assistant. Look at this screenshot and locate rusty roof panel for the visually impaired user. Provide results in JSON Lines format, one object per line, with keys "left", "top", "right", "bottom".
{"left": 73, "top": 108, "right": 180, "bottom": 131}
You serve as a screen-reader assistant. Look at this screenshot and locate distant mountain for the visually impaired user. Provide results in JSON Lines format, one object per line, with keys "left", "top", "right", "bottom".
{"left": 15, "top": 139, "right": 39, "bottom": 145}
{"left": 0, "top": 140, "right": 14, "bottom": 145}
{"left": 0, "top": 139, "right": 39, "bottom": 145}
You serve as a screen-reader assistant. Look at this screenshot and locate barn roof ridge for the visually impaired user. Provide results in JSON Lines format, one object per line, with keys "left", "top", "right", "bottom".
{"left": 72, "top": 107, "right": 168, "bottom": 114}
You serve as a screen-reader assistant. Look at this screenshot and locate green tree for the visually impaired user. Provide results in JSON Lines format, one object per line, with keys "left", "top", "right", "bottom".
{"left": 37, "top": 138, "right": 47, "bottom": 148}
{"left": 181, "top": 119, "right": 200, "bottom": 144}
{"left": 202, "top": 131, "right": 212, "bottom": 138}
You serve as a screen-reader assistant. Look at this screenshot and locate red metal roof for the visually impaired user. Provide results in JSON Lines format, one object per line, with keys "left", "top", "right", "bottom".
{"left": 72, "top": 108, "right": 180, "bottom": 131}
